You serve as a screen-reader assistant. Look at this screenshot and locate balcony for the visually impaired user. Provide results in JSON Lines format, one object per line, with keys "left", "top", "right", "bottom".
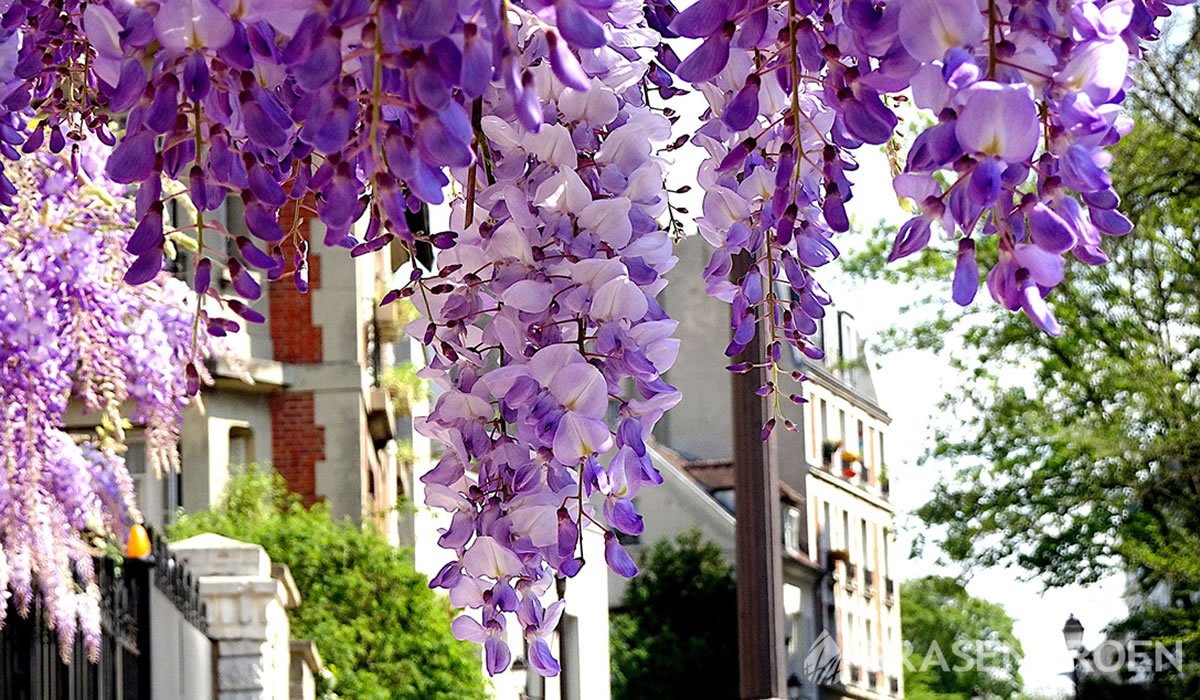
{"left": 863, "top": 568, "right": 875, "bottom": 599}
{"left": 844, "top": 562, "right": 857, "bottom": 592}
{"left": 885, "top": 577, "right": 895, "bottom": 607}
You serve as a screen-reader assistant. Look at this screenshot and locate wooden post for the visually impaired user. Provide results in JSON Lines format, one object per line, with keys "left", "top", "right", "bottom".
{"left": 731, "top": 252, "right": 786, "bottom": 700}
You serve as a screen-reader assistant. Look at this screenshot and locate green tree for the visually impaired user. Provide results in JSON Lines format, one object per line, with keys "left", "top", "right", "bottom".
{"left": 168, "top": 469, "right": 487, "bottom": 700}
{"left": 841, "top": 13, "right": 1200, "bottom": 697}
{"left": 610, "top": 531, "right": 738, "bottom": 700}
{"left": 901, "top": 576, "right": 1023, "bottom": 700}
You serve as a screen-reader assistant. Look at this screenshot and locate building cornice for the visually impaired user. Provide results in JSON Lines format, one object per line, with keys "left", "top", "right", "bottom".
{"left": 809, "top": 467, "right": 895, "bottom": 514}
{"left": 802, "top": 362, "right": 892, "bottom": 425}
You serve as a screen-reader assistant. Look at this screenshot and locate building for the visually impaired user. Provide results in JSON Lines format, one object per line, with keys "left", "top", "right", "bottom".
{"left": 115, "top": 196, "right": 405, "bottom": 542}
{"left": 627, "top": 235, "right": 904, "bottom": 700}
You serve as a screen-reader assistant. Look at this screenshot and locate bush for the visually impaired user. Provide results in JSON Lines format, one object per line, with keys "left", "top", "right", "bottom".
{"left": 168, "top": 469, "right": 486, "bottom": 700}
{"left": 610, "top": 531, "right": 738, "bottom": 700}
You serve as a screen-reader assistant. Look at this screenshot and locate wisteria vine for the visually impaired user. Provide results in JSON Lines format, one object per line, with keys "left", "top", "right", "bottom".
{"left": 0, "top": 140, "right": 214, "bottom": 660}
{"left": 0, "top": 0, "right": 1185, "bottom": 674}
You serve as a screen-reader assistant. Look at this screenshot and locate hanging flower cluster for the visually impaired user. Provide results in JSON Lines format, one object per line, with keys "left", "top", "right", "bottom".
{"left": 657, "top": 0, "right": 1187, "bottom": 432}
{"left": 410, "top": 6, "right": 679, "bottom": 673}
{"left": 0, "top": 0, "right": 1185, "bottom": 675}
{"left": 662, "top": 0, "right": 1187, "bottom": 431}
{"left": 0, "top": 141, "right": 214, "bottom": 660}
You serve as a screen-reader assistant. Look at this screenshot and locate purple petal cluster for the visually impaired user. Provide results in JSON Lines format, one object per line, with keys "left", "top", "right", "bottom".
{"left": 0, "top": 0, "right": 636, "bottom": 302}
{"left": 655, "top": 0, "right": 1185, "bottom": 437}
{"left": 409, "top": 9, "right": 676, "bottom": 675}
{"left": 0, "top": 140, "right": 215, "bottom": 661}
{"left": 885, "top": 0, "right": 1174, "bottom": 335}
{"left": 0, "top": 0, "right": 1188, "bottom": 674}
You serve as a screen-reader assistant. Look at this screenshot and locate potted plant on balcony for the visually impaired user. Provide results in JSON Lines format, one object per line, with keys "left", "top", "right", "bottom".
{"left": 821, "top": 439, "right": 842, "bottom": 468}
{"left": 840, "top": 450, "right": 859, "bottom": 478}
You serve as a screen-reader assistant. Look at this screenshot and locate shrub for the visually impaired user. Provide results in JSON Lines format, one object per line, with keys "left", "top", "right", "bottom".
{"left": 168, "top": 469, "right": 486, "bottom": 700}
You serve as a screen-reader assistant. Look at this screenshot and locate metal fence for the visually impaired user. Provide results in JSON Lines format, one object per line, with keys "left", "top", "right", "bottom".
{"left": 0, "top": 556, "right": 146, "bottom": 700}
{"left": 0, "top": 529, "right": 212, "bottom": 700}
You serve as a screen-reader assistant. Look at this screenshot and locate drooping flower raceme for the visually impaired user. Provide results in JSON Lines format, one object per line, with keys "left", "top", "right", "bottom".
{"left": 0, "top": 0, "right": 1187, "bottom": 676}
{"left": 411, "top": 7, "right": 679, "bottom": 673}
{"left": 0, "top": 142, "right": 213, "bottom": 661}
{"left": 654, "top": 0, "right": 1186, "bottom": 433}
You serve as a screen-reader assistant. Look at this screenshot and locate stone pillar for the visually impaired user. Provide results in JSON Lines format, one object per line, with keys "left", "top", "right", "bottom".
{"left": 171, "top": 533, "right": 301, "bottom": 700}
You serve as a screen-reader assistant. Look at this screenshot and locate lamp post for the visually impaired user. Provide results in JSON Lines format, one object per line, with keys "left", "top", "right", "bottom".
{"left": 1063, "top": 614, "right": 1086, "bottom": 699}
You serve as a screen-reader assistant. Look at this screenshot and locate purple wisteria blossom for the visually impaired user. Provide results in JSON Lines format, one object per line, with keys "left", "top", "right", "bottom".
{"left": 0, "top": 0, "right": 1187, "bottom": 675}
{"left": 0, "top": 140, "right": 217, "bottom": 660}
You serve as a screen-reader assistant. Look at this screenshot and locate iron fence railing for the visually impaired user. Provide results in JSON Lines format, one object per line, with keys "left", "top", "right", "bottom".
{"left": 1, "top": 530, "right": 209, "bottom": 699}
{"left": 1, "top": 556, "right": 147, "bottom": 700}
{"left": 150, "top": 529, "right": 208, "bottom": 634}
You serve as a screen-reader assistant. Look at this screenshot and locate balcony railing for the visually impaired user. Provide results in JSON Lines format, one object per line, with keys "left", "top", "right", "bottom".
{"left": 844, "top": 562, "right": 857, "bottom": 591}
{"left": 863, "top": 568, "right": 875, "bottom": 598}
{"left": 849, "top": 664, "right": 861, "bottom": 684}
{"left": 889, "top": 675, "right": 900, "bottom": 695}
{"left": 885, "top": 577, "right": 896, "bottom": 607}
{"left": 868, "top": 670, "right": 878, "bottom": 689}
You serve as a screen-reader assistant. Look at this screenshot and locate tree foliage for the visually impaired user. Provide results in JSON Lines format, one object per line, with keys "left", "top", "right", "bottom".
{"left": 168, "top": 470, "right": 486, "bottom": 700}
{"left": 900, "top": 576, "right": 1024, "bottom": 700}
{"left": 610, "top": 531, "right": 738, "bottom": 700}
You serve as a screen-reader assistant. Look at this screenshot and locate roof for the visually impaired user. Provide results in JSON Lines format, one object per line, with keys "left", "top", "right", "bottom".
{"left": 649, "top": 440, "right": 821, "bottom": 572}
{"left": 681, "top": 458, "right": 807, "bottom": 505}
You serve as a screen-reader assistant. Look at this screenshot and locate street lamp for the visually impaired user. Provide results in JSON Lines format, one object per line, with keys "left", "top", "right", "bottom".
{"left": 1063, "top": 614, "right": 1085, "bottom": 652}
{"left": 786, "top": 673, "right": 803, "bottom": 700}
{"left": 1062, "top": 614, "right": 1086, "bottom": 699}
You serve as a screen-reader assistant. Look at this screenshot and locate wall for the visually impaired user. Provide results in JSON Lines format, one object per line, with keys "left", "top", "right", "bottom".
{"left": 807, "top": 471, "right": 903, "bottom": 698}
{"left": 657, "top": 236, "right": 813, "bottom": 492}
{"left": 179, "top": 390, "right": 275, "bottom": 519}
{"left": 656, "top": 236, "right": 734, "bottom": 461}
{"left": 493, "top": 529, "right": 613, "bottom": 700}
{"left": 149, "top": 586, "right": 215, "bottom": 700}
{"left": 608, "top": 446, "right": 738, "bottom": 605}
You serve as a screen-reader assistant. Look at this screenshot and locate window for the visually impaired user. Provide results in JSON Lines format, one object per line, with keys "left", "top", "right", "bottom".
{"left": 809, "top": 392, "right": 818, "bottom": 459}
{"left": 820, "top": 399, "right": 828, "bottom": 442}
{"left": 125, "top": 440, "right": 180, "bottom": 528}
{"left": 883, "top": 535, "right": 890, "bottom": 577}
{"left": 861, "top": 519, "right": 869, "bottom": 566}
{"left": 823, "top": 502, "right": 832, "bottom": 554}
{"left": 783, "top": 506, "right": 802, "bottom": 554}
{"left": 866, "top": 619, "right": 873, "bottom": 666}
{"left": 713, "top": 488, "right": 735, "bottom": 514}
{"left": 842, "top": 510, "right": 850, "bottom": 551}
{"left": 164, "top": 197, "right": 231, "bottom": 284}
{"left": 229, "top": 426, "right": 254, "bottom": 470}
{"left": 838, "top": 409, "right": 846, "bottom": 443}
{"left": 561, "top": 614, "right": 581, "bottom": 700}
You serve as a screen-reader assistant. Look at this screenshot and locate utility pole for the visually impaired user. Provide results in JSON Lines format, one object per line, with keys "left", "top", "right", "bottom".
{"left": 731, "top": 253, "right": 786, "bottom": 700}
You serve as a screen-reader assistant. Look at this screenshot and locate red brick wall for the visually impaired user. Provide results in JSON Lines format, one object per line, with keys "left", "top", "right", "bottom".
{"left": 270, "top": 392, "right": 324, "bottom": 505}
{"left": 269, "top": 208, "right": 323, "bottom": 364}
